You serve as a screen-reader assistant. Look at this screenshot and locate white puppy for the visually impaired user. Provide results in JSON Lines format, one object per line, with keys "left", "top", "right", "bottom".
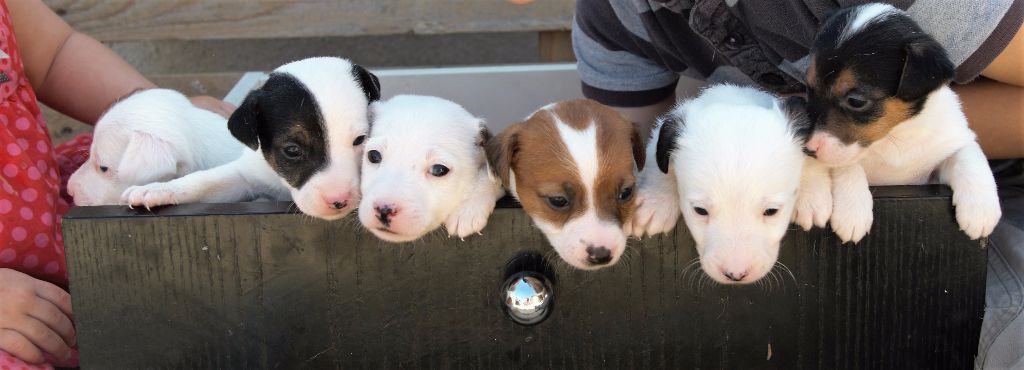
{"left": 67, "top": 89, "right": 243, "bottom": 205}
{"left": 358, "top": 95, "right": 503, "bottom": 242}
{"left": 120, "top": 57, "right": 381, "bottom": 220}
{"left": 633, "top": 85, "right": 831, "bottom": 284}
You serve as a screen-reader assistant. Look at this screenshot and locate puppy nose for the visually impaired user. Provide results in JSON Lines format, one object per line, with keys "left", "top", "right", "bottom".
{"left": 585, "top": 246, "right": 612, "bottom": 265}
{"left": 323, "top": 193, "right": 350, "bottom": 210}
{"left": 374, "top": 203, "right": 398, "bottom": 226}
{"left": 722, "top": 269, "right": 749, "bottom": 282}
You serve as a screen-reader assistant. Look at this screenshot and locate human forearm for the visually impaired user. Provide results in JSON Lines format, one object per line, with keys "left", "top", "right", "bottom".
{"left": 953, "top": 78, "right": 1024, "bottom": 159}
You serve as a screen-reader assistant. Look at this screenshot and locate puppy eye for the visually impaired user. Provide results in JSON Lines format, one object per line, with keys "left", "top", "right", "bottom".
{"left": 842, "top": 94, "right": 872, "bottom": 112}
{"left": 617, "top": 186, "right": 634, "bottom": 202}
{"left": 367, "top": 150, "right": 382, "bottom": 164}
{"left": 430, "top": 164, "right": 449, "bottom": 177}
{"left": 693, "top": 207, "right": 708, "bottom": 216}
{"left": 763, "top": 208, "right": 779, "bottom": 216}
{"left": 281, "top": 144, "right": 303, "bottom": 159}
{"left": 547, "top": 196, "right": 569, "bottom": 210}
{"left": 352, "top": 135, "right": 366, "bottom": 146}
{"left": 99, "top": 166, "right": 109, "bottom": 173}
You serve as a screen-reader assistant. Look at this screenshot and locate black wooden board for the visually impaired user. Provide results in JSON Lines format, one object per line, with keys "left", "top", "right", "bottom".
{"left": 62, "top": 185, "right": 986, "bottom": 369}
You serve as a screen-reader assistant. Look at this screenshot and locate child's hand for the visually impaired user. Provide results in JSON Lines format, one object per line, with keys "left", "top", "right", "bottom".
{"left": 0, "top": 268, "right": 75, "bottom": 364}
{"left": 189, "top": 96, "right": 236, "bottom": 118}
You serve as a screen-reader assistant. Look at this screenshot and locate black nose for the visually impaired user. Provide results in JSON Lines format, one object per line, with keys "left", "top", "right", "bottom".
{"left": 586, "top": 246, "right": 612, "bottom": 265}
{"left": 724, "top": 271, "right": 748, "bottom": 282}
{"left": 802, "top": 147, "right": 817, "bottom": 158}
{"left": 375, "top": 206, "right": 394, "bottom": 226}
{"left": 332, "top": 200, "right": 347, "bottom": 210}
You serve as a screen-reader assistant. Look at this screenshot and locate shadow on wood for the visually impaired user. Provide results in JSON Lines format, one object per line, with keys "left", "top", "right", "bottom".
{"left": 62, "top": 185, "right": 985, "bottom": 369}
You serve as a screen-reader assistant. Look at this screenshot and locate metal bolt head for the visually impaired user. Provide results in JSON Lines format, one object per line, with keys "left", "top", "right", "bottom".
{"left": 502, "top": 272, "right": 553, "bottom": 325}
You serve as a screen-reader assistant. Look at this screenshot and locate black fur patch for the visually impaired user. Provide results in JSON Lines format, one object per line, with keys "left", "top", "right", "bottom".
{"left": 351, "top": 64, "right": 381, "bottom": 103}
{"left": 806, "top": 6, "right": 954, "bottom": 141}
{"left": 227, "top": 72, "right": 329, "bottom": 188}
{"left": 655, "top": 114, "right": 683, "bottom": 174}
{"left": 783, "top": 96, "right": 813, "bottom": 143}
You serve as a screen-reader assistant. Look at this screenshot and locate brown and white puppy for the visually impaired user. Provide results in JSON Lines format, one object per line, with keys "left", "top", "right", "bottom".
{"left": 804, "top": 3, "right": 1001, "bottom": 242}
{"left": 487, "top": 100, "right": 645, "bottom": 270}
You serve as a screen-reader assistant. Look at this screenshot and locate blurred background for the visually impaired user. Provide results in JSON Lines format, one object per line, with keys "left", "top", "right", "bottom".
{"left": 40, "top": 0, "right": 575, "bottom": 143}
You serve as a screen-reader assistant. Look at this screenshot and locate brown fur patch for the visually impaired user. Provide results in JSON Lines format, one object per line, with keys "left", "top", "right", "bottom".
{"left": 853, "top": 98, "right": 911, "bottom": 144}
{"left": 830, "top": 68, "right": 856, "bottom": 96}
{"left": 487, "top": 99, "right": 643, "bottom": 227}
{"left": 806, "top": 55, "right": 818, "bottom": 88}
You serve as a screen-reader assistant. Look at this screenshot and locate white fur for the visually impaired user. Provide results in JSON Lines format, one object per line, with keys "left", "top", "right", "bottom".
{"left": 121, "top": 57, "right": 370, "bottom": 220}
{"left": 817, "top": 87, "right": 1001, "bottom": 242}
{"left": 634, "top": 85, "right": 817, "bottom": 284}
{"left": 67, "top": 89, "right": 243, "bottom": 205}
{"left": 838, "top": 3, "right": 898, "bottom": 46}
{"left": 542, "top": 115, "right": 627, "bottom": 270}
{"left": 358, "top": 95, "right": 503, "bottom": 242}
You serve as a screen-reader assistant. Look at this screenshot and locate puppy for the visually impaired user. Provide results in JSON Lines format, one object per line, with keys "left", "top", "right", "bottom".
{"left": 358, "top": 95, "right": 503, "bottom": 242}
{"left": 804, "top": 3, "right": 1001, "bottom": 243}
{"left": 121, "top": 57, "right": 381, "bottom": 220}
{"left": 634, "top": 84, "right": 829, "bottom": 284}
{"left": 68, "top": 89, "right": 243, "bottom": 206}
{"left": 487, "top": 100, "right": 645, "bottom": 270}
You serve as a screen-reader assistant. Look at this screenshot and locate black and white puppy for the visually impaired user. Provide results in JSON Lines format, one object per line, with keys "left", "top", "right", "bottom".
{"left": 121, "top": 57, "right": 380, "bottom": 220}
{"left": 804, "top": 4, "right": 1001, "bottom": 242}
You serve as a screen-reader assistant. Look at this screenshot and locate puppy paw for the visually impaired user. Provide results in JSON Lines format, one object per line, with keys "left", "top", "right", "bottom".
{"left": 445, "top": 199, "right": 496, "bottom": 239}
{"left": 952, "top": 188, "right": 1002, "bottom": 239}
{"left": 629, "top": 192, "right": 680, "bottom": 238}
{"left": 793, "top": 183, "right": 832, "bottom": 231}
{"left": 120, "top": 182, "right": 184, "bottom": 209}
{"left": 829, "top": 187, "right": 873, "bottom": 244}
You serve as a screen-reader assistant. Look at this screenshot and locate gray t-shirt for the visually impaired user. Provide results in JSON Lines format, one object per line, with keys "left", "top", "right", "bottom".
{"left": 573, "top": 0, "right": 1022, "bottom": 107}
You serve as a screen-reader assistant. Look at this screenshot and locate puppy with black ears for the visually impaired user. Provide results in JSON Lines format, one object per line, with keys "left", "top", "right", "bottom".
{"left": 632, "top": 84, "right": 832, "bottom": 284}
{"left": 121, "top": 57, "right": 381, "bottom": 220}
{"left": 358, "top": 95, "right": 504, "bottom": 242}
{"left": 803, "top": 3, "right": 1001, "bottom": 243}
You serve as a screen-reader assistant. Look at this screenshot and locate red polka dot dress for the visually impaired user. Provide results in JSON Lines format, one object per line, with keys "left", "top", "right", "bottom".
{"left": 0, "top": 1, "right": 88, "bottom": 368}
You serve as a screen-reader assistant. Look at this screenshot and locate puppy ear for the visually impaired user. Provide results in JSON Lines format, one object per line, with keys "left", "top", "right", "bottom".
{"left": 351, "top": 64, "right": 381, "bottom": 103}
{"left": 228, "top": 89, "right": 262, "bottom": 150}
{"left": 896, "top": 37, "right": 954, "bottom": 101}
{"left": 485, "top": 123, "right": 521, "bottom": 188}
{"left": 116, "top": 131, "right": 178, "bottom": 184}
{"left": 630, "top": 125, "right": 646, "bottom": 171}
{"left": 655, "top": 115, "right": 683, "bottom": 174}
{"left": 476, "top": 122, "right": 498, "bottom": 183}
{"left": 782, "top": 96, "right": 813, "bottom": 142}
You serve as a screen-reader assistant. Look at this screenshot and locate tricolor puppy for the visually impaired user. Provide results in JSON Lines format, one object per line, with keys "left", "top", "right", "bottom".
{"left": 121, "top": 57, "right": 381, "bottom": 220}
{"left": 68, "top": 89, "right": 243, "bottom": 205}
{"left": 635, "top": 84, "right": 830, "bottom": 284}
{"left": 804, "top": 3, "right": 1001, "bottom": 242}
{"left": 487, "top": 100, "right": 645, "bottom": 270}
{"left": 358, "top": 95, "right": 503, "bottom": 242}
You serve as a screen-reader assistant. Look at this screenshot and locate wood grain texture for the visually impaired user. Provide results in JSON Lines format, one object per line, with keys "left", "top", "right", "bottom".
{"left": 62, "top": 186, "right": 986, "bottom": 369}
{"left": 538, "top": 31, "right": 574, "bottom": 63}
{"left": 44, "top": 0, "right": 575, "bottom": 42}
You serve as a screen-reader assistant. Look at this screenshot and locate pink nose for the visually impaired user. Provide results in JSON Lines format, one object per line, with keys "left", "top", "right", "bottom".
{"left": 721, "top": 267, "right": 749, "bottom": 282}
{"left": 804, "top": 136, "right": 824, "bottom": 156}
{"left": 323, "top": 193, "right": 351, "bottom": 210}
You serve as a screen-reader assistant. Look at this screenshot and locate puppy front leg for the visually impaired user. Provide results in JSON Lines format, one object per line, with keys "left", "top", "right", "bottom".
{"left": 938, "top": 142, "right": 1001, "bottom": 239}
{"left": 628, "top": 165, "right": 681, "bottom": 238}
{"left": 444, "top": 171, "right": 505, "bottom": 239}
{"left": 829, "top": 164, "right": 873, "bottom": 244}
{"left": 793, "top": 159, "right": 833, "bottom": 231}
{"left": 121, "top": 153, "right": 262, "bottom": 208}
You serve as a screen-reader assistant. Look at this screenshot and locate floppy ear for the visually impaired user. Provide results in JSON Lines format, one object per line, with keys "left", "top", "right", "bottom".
{"left": 485, "top": 123, "right": 521, "bottom": 188}
{"left": 228, "top": 89, "right": 262, "bottom": 150}
{"left": 655, "top": 115, "right": 683, "bottom": 174}
{"left": 630, "top": 125, "right": 646, "bottom": 171}
{"left": 782, "top": 96, "right": 813, "bottom": 142}
{"left": 476, "top": 122, "right": 498, "bottom": 182}
{"left": 896, "top": 37, "right": 955, "bottom": 101}
{"left": 351, "top": 64, "right": 381, "bottom": 103}
{"left": 116, "top": 131, "right": 179, "bottom": 184}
